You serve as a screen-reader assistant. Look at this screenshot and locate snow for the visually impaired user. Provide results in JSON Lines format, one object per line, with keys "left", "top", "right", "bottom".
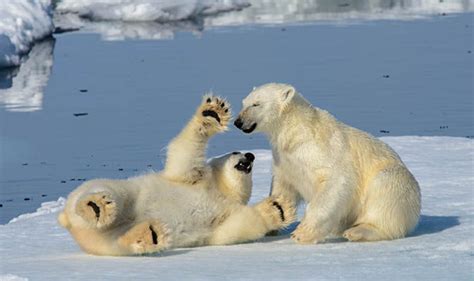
{"left": 1, "top": 136, "right": 472, "bottom": 280}
{"left": 8, "top": 197, "right": 65, "bottom": 224}
{"left": 0, "top": 0, "right": 53, "bottom": 68}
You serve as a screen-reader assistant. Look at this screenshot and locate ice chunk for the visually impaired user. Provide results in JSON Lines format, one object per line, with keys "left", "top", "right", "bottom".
{"left": 0, "top": 0, "right": 54, "bottom": 68}
{"left": 55, "top": 0, "right": 250, "bottom": 22}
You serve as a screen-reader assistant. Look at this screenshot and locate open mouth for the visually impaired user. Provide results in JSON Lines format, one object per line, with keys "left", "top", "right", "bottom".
{"left": 242, "top": 123, "right": 257, "bottom": 134}
{"left": 234, "top": 160, "right": 252, "bottom": 173}
{"left": 234, "top": 153, "right": 255, "bottom": 174}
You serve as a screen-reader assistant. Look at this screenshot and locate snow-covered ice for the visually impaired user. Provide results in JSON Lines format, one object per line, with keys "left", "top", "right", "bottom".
{"left": 53, "top": 0, "right": 474, "bottom": 40}
{"left": 206, "top": 0, "right": 474, "bottom": 27}
{"left": 1, "top": 137, "right": 472, "bottom": 280}
{"left": 0, "top": 0, "right": 249, "bottom": 63}
{"left": 55, "top": 0, "right": 250, "bottom": 22}
{"left": 53, "top": 0, "right": 250, "bottom": 40}
{"left": 0, "top": 0, "right": 53, "bottom": 68}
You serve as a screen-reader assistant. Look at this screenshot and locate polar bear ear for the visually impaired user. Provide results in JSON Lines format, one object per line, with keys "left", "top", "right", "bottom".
{"left": 279, "top": 85, "right": 296, "bottom": 112}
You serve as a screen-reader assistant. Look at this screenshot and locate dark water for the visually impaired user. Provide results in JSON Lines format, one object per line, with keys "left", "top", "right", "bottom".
{"left": 0, "top": 12, "right": 473, "bottom": 223}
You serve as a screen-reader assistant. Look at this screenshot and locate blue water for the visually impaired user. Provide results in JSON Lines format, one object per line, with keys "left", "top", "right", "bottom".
{"left": 0, "top": 12, "right": 473, "bottom": 223}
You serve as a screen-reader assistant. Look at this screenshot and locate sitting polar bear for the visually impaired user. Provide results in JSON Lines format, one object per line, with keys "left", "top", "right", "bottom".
{"left": 58, "top": 95, "right": 295, "bottom": 256}
{"left": 234, "top": 83, "right": 421, "bottom": 244}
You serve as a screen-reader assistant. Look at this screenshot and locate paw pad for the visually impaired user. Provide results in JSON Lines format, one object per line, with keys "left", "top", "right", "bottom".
{"left": 272, "top": 201, "right": 285, "bottom": 222}
{"left": 87, "top": 201, "right": 101, "bottom": 220}
{"left": 76, "top": 192, "right": 118, "bottom": 229}
{"left": 149, "top": 225, "right": 158, "bottom": 245}
{"left": 118, "top": 220, "right": 171, "bottom": 255}
{"left": 202, "top": 110, "right": 221, "bottom": 123}
{"left": 197, "top": 95, "right": 231, "bottom": 133}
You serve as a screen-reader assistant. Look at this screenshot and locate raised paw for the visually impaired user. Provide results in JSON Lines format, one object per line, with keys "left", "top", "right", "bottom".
{"left": 118, "top": 220, "right": 171, "bottom": 255}
{"left": 76, "top": 192, "right": 118, "bottom": 229}
{"left": 291, "top": 223, "right": 321, "bottom": 244}
{"left": 196, "top": 94, "right": 231, "bottom": 135}
{"left": 255, "top": 196, "right": 296, "bottom": 231}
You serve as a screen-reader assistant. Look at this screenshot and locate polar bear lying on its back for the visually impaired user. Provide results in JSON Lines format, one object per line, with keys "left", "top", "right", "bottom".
{"left": 234, "top": 83, "right": 421, "bottom": 244}
{"left": 58, "top": 95, "right": 295, "bottom": 256}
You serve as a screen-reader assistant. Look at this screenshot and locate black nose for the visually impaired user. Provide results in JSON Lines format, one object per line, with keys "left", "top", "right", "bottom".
{"left": 234, "top": 118, "right": 243, "bottom": 129}
{"left": 245, "top": 152, "right": 255, "bottom": 162}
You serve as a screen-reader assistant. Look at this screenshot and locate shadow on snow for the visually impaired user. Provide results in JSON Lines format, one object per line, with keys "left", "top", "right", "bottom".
{"left": 260, "top": 214, "right": 460, "bottom": 243}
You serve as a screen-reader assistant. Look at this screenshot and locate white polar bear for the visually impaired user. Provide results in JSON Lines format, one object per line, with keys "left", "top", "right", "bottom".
{"left": 58, "top": 95, "right": 295, "bottom": 256}
{"left": 234, "top": 83, "right": 421, "bottom": 244}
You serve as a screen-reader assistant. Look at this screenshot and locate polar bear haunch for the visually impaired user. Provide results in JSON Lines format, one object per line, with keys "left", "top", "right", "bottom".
{"left": 235, "top": 83, "right": 421, "bottom": 244}
{"left": 58, "top": 95, "right": 296, "bottom": 256}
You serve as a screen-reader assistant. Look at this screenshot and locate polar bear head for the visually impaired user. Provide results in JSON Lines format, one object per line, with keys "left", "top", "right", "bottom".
{"left": 209, "top": 151, "right": 254, "bottom": 204}
{"left": 234, "top": 83, "right": 300, "bottom": 134}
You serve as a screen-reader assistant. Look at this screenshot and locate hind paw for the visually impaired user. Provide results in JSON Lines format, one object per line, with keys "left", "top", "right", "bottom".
{"left": 76, "top": 192, "right": 118, "bottom": 229}
{"left": 256, "top": 196, "right": 296, "bottom": 231}
{"left": 118, "top": 220, "right": 171, "bottom": 255}
{"left": 196, "top": 94, "right": 231, "bottom": 136}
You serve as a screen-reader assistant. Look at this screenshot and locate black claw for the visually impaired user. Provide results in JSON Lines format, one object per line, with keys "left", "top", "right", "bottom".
{"left": 272, "top": 201, "right": 285, "bottom": 221}
{"left": 206, "top": 98, "right": 211, "bottom": 103}
{"left": 149, "top": 225, "right": 158, "bottom": 245}
{"left": 225, "top": 108, "right": 228, "bottom": 113}
{"left": 221, "top": 102, "right": 225, "bottom": 108}
{"left": 202, "top": 110, "right": 221, "bottom": 123}
{"left": 87, "top": 201, "right": 101, "bottom": 220}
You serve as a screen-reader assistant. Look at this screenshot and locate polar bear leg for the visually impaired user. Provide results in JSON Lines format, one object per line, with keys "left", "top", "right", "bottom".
{"left": 348, "top": 166, "right": 421, "bottom": 241}
{"left": 291, "top": 176, "right": 355, "bottom": 244}
{"left": 163, "top": 95, "right": 231, "bottom": 184}
{"left": 209, "top": 196, "right": 296, "bottom": 245}
{"left": 117, "top": 220, "right": 171, "bottom": 255}
{"left": 75, "top": 191, "right": 120, "bottom": 229}
{"left": 269, "top": 174, "right": 301, "bottom": 207}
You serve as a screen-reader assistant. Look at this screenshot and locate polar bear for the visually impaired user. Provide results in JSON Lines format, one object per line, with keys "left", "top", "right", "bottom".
{"left": 234, "top": 83, "right": 421, "bottom": 244}
{"left": 58, "top": 95, "right": 295, "bottom": 256}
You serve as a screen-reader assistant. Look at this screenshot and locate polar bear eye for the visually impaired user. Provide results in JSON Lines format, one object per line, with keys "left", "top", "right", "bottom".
{"left": 252, "top": 103, "right": 260, "bottom": 107}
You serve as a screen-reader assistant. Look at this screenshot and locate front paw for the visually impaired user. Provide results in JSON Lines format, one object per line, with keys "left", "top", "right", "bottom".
{"left": 197, "top": 94, "right": 231, "bottom": 135}
{"left": 256, "top": 196, "right": 296, "bottom": 230}
{"left": 76, "top": 191, "right": 118, "bottom": 229}
{"left": 118, "top": 220, "right": 171, "bottom": 255}
{"left": 291, "top": 223, "right": 320, "bottom": 244}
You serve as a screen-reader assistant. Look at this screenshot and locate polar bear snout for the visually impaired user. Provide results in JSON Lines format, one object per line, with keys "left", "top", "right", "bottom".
{"left": 234, "top": 153, "right": 255, "bottom": 174}
{"left": 244, "top": 152, "right": 255, "bottom": 162}
{"left": 234, "top": 117, "right": 257, "bottom": 134}
{"left": 234, "top": 118, "right": 244, "bottom": 129}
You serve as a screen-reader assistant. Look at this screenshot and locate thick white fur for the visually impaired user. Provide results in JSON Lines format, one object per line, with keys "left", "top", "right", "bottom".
{"left": 58, "top": 95, "right": 295, "bottom": 256}
{"left": 235, "top": 83, "right": 421, "bottom": 244}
